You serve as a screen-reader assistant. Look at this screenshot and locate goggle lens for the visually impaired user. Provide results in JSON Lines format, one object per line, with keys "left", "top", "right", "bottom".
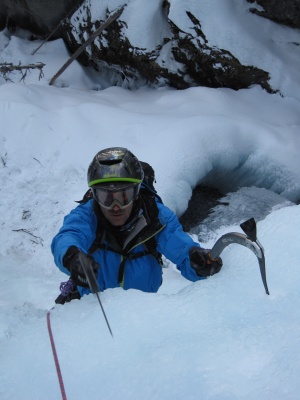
{"left": 93, "top": 185, "right": 139, "bottom": 209}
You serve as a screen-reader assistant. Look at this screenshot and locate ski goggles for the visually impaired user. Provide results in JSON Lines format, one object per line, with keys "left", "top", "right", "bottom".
{"left": 92, "top": 184, "right": 140, "bottom": 210}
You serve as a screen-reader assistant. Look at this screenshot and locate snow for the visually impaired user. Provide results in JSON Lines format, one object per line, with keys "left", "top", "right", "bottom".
{"left": 0, "top": 1, "right": 300, "bottom": 398}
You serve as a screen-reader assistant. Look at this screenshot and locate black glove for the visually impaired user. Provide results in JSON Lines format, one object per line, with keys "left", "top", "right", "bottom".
{"left": 63, "top": 246, "right": 100, "bottom": 288}
{"left": 189, "top": 246, "right": 222, "bottom": 277}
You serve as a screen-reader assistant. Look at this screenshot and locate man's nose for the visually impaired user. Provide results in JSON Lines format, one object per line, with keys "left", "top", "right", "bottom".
{"left": 111, "top": 203, "right": 121, "bottom": 211}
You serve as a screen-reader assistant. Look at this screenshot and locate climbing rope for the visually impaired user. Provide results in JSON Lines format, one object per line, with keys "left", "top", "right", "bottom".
{"left": 47, "top": 310, "right": 67, "bottom": 400}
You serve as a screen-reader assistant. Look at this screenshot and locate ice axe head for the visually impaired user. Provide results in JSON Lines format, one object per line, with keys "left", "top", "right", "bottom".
{"left": 240, "top": 218, "right": 257, "bottom": 242}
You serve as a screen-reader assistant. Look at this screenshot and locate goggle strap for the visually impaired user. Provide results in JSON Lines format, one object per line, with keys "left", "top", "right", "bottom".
{"left": 89, "top": 178, "right": 142, "bottom": 187}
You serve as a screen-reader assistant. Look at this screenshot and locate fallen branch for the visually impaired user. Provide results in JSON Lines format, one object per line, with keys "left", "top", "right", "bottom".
{"left": 49, "top": 5, "right": 125, "bottom": 86}
{"left": 0, "top": 62, "right": 45, "bottom": 82}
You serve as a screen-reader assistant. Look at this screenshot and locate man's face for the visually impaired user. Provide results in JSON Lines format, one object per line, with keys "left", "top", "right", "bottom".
{"left": 93, "top": 184, "right": 139, "bottom": 227}
{"left": 100, "top": 202, "right": 133, "bottom": 226}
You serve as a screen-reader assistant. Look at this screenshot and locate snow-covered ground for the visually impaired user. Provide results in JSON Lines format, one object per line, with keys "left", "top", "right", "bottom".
{"left": 0, "top": 1, "right": 300, "bottom": 398}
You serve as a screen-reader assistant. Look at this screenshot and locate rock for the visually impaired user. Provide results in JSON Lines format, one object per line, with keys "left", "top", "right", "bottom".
{"left": 0, "top": 0, "right": 79, "bottom": 37}
{"left": 247, "top": 0, "right": 300, "bottom": 29}
{"left": 179, "top": 186, "right": 224, "bottom": 232}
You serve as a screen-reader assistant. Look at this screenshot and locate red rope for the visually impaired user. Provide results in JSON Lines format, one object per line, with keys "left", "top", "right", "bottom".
{"left": 47, "top": 310, "right": 68, "bottom": 400}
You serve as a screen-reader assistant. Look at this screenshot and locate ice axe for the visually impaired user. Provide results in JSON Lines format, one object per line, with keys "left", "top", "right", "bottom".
{"left": 210, "top": 218, "right": 269, "bottom": 295}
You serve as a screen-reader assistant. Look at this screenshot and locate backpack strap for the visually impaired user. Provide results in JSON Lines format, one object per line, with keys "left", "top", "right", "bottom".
{"left": 88, "top": 217, "right": 106, "bottom": 254}
{"left": 88, "top": 239, "right": 162, "bottom": 284}
{"left": 117, "top": 240, "right": 162, "bottom": 284}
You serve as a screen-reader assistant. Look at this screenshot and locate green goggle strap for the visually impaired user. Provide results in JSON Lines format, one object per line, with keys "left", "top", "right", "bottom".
{"left": 88, "top": 177, "right": 142, "bottom": 187}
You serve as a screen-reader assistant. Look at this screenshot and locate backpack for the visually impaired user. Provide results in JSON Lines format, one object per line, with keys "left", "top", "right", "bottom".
{"left": 139, "top": 161, "right": 163, "bottom": 203}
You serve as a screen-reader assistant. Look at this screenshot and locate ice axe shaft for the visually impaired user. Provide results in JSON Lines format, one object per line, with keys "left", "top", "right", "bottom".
{"left": 94, "top": 291, "right": 114, "bottom": 337}
{"left": 78, "top": 253, "right": 114, "bottom": 337}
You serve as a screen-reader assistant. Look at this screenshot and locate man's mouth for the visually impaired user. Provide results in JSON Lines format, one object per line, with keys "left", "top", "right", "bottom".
{"left": 109, "top": 211, "right": 124, "bottom": 217}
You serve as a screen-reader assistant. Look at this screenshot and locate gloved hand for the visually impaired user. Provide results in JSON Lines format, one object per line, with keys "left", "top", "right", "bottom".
{"left": 189, "top": 246, "right": 222, "bottom": 277}
{"left": 63, "top": 246, "right": 100, "bottom": 288}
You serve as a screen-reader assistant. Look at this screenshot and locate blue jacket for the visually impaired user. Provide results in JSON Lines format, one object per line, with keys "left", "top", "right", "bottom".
{"left": 51, "top": 199, "right": 205, "bottom": 296}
